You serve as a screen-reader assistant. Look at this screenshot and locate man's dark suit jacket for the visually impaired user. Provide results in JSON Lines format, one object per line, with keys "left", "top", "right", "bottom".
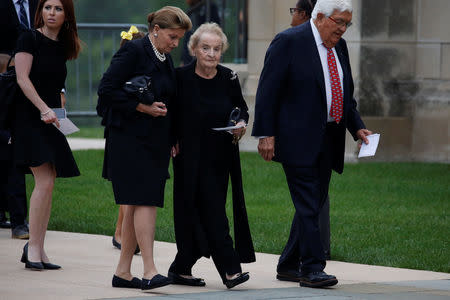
{"left": 252, "top": 21, "right": 365, "bottom": 173}
{"left": 0, "top": 1, "right": 38, "bottom": 160}
{"left": 0, "top": 0, "right": 38, "bottom": 54}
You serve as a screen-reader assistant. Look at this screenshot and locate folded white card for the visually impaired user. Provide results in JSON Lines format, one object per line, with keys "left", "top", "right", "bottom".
{"left": 358, "top": 133, "right": 380, "bottom": 158}
{"left": 53, "top": 118, "right": 79, "bottom": 136}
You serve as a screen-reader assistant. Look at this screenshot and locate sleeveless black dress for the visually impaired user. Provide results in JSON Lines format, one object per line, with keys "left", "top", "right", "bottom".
{"left": 12, "top": 30, "right": 79, "bottom": 178}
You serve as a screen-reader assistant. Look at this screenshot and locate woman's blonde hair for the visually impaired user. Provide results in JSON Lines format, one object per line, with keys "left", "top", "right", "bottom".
{"left": 147, "top": 6, "right": 192, "bottom": 32}
{"left": 188, "top": 22, "right": 229, "bottom": 57}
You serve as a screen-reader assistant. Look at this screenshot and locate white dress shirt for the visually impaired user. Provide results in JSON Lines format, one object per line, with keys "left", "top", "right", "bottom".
{"left": 12, "top": 0, "right": 30, "bottom": 26}
{"left": 310, "top": 19, "right": 344, "bottom": 122}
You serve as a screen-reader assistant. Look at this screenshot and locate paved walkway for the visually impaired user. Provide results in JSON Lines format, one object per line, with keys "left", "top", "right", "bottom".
{"left": 1, "top": 229, "right": 449, "bottom": 300}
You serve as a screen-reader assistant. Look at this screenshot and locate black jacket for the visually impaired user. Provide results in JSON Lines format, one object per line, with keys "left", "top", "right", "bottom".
{"left": 0, "top": 0, "right": 38, "bottom": 55}
{"left": 98, "top": 35, "right": 176, "bottom": 142}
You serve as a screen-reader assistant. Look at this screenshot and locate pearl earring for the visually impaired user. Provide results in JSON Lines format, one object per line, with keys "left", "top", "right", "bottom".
{"left": 154, "top": 33, "right": 158, "bottom": 37}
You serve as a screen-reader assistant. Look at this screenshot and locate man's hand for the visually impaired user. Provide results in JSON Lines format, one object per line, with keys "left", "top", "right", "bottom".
{"left": 258, "top": 136, "right": 275, "bottom": 161}
{"left": 356, "top": 128, "right": 373, "bottom": 145}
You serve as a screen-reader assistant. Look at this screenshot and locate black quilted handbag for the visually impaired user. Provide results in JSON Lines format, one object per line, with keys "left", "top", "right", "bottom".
{"left": 123, "top": 75, "right": 155, "bottom": 104}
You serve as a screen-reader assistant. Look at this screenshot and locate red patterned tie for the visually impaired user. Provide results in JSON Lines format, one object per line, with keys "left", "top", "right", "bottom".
{"left": 326, "top": 47, "right": 343, "bottom": 123}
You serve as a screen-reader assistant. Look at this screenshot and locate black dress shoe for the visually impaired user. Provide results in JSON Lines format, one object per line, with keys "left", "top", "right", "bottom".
{"left": 112, "top": 275, "right": 142, "bottom": 288}
{"left": 141, "top": 274, "right": 172, "bottom": 290}
{"left": 276, "top": 269, "right": 302, "bottom": 282}
{"left": 12, "top": 224, "right": 30, "bottom": 239}
{"left": 225, "top": 272, "right": 250, "bottom": 289}
{"left": 112, "top": 236, "right": 140, "bottom": 255}
{"left": 299, "top": 271, "right": 338, "bottom": 288}
{"left": 168, "top": 271, "right": 206, "bottom": 286}
{"left": 21, "top": 243, "right": 43, "bottom": 271}
{"left": 42, "top": 262, "right": 61, "bottom": 270}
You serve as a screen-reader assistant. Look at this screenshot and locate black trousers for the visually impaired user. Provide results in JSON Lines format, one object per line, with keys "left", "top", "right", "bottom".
{"left": 170, "top": 162, "right": 241, "bottom": 283}
{"left": 0, "top": 160, "right": 27, "bottom": 228}
{"left": 277, "top": 123, "right": 337, "bottom": 274}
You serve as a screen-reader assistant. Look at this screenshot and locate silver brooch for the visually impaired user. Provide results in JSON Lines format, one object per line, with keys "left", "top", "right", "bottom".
{"left": 230, "top": 71, "right": 238, "bottom": 80}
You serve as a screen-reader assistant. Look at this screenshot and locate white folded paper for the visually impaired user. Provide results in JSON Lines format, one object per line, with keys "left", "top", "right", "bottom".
{"left": 51, "top": 108, "right": 79, "bottom": 136}
{"left": 358, "top": 133, "right": 380, "bottom": 158}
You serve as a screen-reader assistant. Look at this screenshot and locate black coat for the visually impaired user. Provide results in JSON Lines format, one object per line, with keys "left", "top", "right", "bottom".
{"left": 0, "top": 0, "right": 38, "bottom": 55}
{"left": 97, "top": 36, "right": 176, "bottom": 205}
{"left": 252, "top": 21, "right": 365, "bottom": 173}
{"left": 172, "top": 61, "right": 255, "bottom": 263}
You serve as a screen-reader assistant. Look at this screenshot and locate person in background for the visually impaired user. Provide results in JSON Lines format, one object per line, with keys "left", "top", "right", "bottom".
{"left": 169, "top": 22, "right": 255, "bottom": 289}
{"left": 0, "top": 0, "right": 40, "bottom": 241}
{"left": 181, "top": 0, "right": 221, "bottom": 65}
{"left": 252, "top": 0, "right": 372, "bottom": 288}
{"left": 98, "top": 6, "right": 191, "bottom": 290}
{"left": 110, "top": 25, "right": 146, "bottom": 256}
{"left": 290, "top": 0, "right": 316, "bottom": 27}
{"left": 13, "top": 0, "right": 82, "bottom": 270}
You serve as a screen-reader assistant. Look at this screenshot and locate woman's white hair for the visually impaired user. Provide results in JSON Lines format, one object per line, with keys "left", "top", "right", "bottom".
{"left": 188, "top": 22, "right": 229, "bottom": 57}
{"left": 311, "top": 0, "right": 352, "bottom": 20}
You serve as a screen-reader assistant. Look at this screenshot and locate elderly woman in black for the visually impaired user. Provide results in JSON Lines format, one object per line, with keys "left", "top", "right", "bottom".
{"left": 98, "top": 6, "right": 191, "bottom": 290}
{"left": 169, "top": 23, "right": 255, "bottom": 289}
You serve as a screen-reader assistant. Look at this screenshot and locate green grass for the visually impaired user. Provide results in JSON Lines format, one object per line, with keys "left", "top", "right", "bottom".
{"left": 69, "top": 127, "right": 104, "bottom": 139}
{"left": 25, "top": 150, "right": 449, "bottom": 273}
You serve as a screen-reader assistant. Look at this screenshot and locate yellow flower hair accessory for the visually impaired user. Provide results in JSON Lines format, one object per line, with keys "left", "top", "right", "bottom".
{"left": 120, "top": 25, "right": 139, "bottom": 41}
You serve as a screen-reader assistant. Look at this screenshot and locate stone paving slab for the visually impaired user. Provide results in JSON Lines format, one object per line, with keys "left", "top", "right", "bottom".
{"left": 1, "top": 229, "right": 448, "bottom": 300}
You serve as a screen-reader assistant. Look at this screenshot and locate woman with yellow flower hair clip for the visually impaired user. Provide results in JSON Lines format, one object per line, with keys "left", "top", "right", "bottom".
{"left": 98, "top": 6, "right": 191, "bottom": 290}
{"left": 110, "top": 25, "right": 146, "bottom": 256}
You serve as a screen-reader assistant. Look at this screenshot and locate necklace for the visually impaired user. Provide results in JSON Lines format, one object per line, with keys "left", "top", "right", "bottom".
{"left": 149, "top": 36, "right": 166, "bottom": 62}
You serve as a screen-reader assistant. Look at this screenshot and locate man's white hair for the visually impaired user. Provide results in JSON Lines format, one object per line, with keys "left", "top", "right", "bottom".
{"left": 311, "top": 0, "right": 353, "bottom": 20}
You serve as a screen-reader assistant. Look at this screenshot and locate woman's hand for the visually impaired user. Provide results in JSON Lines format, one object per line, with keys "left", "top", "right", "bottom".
{"left": 231, "top": 121, "right": 246, "bottom": 143}
{"left": 40, "top": 109, "right": 60, "bottom": 128}
{"left": 137, "top": 102, "right": 167, "bottom": 117}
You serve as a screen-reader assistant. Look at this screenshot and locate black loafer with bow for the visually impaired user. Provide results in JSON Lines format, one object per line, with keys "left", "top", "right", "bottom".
{"left": 225, "top": 272, "right": 250, "bottom": 289}
{"left": 168, "top": 271, "right": 206, "bottom": 286}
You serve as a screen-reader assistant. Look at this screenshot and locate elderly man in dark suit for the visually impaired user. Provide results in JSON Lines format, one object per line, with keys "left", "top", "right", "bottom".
{"left": 252, "top": 0, "right": 372, "bottom": 288}
{"left": 0, "top": 0, "right": 38, "bottom": 239}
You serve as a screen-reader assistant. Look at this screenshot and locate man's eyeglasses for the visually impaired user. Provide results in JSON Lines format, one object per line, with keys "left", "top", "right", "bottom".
{"left": 328, "top": 16, "right": 352, "bottom": 29}
{"left": 289, "top": 7, "right": 303, "bottom": 16}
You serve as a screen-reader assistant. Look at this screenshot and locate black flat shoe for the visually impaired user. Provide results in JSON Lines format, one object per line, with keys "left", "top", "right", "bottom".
{"left": 42, "top": 262, "right": 61, "bottom": 270}
{"left": 21, "top": 243, "right": 43, "bottom": 271}
{"left": 276, "top": 269, "right": 302, "bottom": 282}
{"left": 141, "top": 274, "right": 172, "bottom": 290}
{"left": 168, "top": 271, "right": 206, "bottom": 286}
{"left": 112, "top": 236, "right": 140, "bottom": 255}
{"left": 112, "top": 275, "right": 142, "bottom": 288}
{"left": 225, "top": 272, "right": 249, "bottom": 289}
{"left": 299, "top": 271, "right": 338, "bottom": 288}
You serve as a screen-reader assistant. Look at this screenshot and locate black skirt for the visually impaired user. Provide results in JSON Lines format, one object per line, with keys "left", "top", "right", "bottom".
{"left": 103, "top": 127, "right": 169, "bottom": 207}
{"left": 12, "top": 117, "right": 80, "bottom": 178}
